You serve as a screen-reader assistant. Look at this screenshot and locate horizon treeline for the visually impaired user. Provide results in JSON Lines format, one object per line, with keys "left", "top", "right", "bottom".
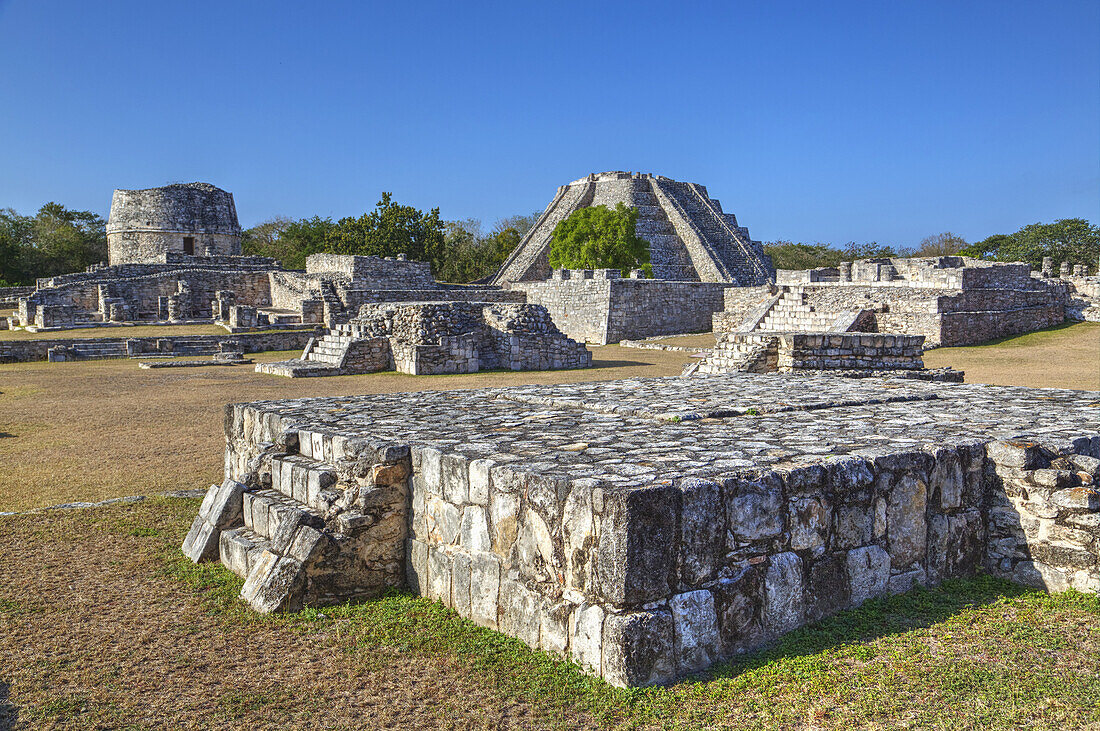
{"left": 1, "top": 195, "right": 1096, "bottom": 287}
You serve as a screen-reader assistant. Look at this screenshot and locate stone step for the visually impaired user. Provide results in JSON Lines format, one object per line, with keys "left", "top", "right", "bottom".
{"left": 269, "top": 454, "right": 341, "bottom": 513}
{"left": 219, "top": 526, "right": 272, "bottom": 578}
{"left": 243, "top": 489, "right": 327, "bottom": 547}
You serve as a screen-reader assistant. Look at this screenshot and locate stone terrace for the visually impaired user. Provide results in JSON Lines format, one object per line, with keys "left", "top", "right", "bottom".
{"left": 195, "top": 374, "right": 1100, "bottom": 687}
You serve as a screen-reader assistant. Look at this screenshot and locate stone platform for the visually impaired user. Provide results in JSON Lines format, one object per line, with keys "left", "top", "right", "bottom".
{"left": 184, "top": 373, "right": 1100, "bottom": 686}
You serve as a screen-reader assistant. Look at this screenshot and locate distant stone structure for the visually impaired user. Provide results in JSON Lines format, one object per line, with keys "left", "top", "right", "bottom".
{"left": 256, "top": 301, "right": 591, "bottom": 377}
{"left": 183, "top": 374, "right": 1099, "bottom": 686}
{"left": 711, "top": 256, "right": 1081, "bottom": 347}
{"left": 493, "top": 172, "right": 774, "bottom": 284}
{"left": 107, "top": 182, "right": 242, "bottom": 265}
{"left": 686, "top": 331, "right": 962, "bottom": 382}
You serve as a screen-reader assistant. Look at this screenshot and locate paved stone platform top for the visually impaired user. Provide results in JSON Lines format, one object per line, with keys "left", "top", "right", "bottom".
{"left": 240, "top": 374, "right": 1100, "bottom": 489}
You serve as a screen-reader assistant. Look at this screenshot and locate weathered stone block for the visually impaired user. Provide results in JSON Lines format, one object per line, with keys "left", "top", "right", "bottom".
{"left": 764, "top": 552, "right": 804, "bottom": 636}
{"left": 569, "top": 603, "right": 605, "bottom": 676}
{"left": 805, "top": 552, "right": 849, "bottom": 622}
{"left": 670, "top": 589, "right": 720, "bottom": 674}
{"left": 725, "top": 477, "right": 784, "bottom": 542}
{"left": 490, "top": 490, "right": 520, "bottom": 556}
{"left": 459, "top": 505, "right": 491, "bottom": 552}
{"left": 602, "top": 609, "right": 675, "bottom": 687}
{"left": 713, "top": 564, "right": 764, "bottom": 657}
{"left": 240, "top": 551, "right": 305, "bottom": 614}
{"left": 887, "top": 474, "right": 927, "bottom": 568}
{"left": 846, "top": 545, "right": 890, "bottom": 605}
{"left": 514, "top": 507, "right": 557, "bottom": 583}
{"left": 679, "top": 478, "right": 724, "bottom": 587}
{"left": 539, "top": 600, "right": 571, "bottom": 657}
{"left": 451, "top": 553, "right": 472, "bottom": 617}
{"left": 441, "top": 453, "right": 469, "bottom": 505}
{"left": 419, "top": 447, "right": 442, "bottom": 494}
{"left": 181, "top": 516, "right": 218, "bottom": 563}
{"left": 596, "top": 485, "right": 679, "bottom": 605}
{"left": 407, "top": 538, "right": 428, "bottom": 595}
{"left": 427, "top": 548, "right": 452, "bottom": 605}
{"left": 468, "top": 458, "right": 494, "bottom": 506}
{"left": 562, "top": 485, "right": 596, "bottom": 595}
{"left": 426, "top": 496, "right": 461, "bottom": 546}
{"left": 499, "top": 575, "right": 540, "bottom": 648}
{"left": 987, "top": 440, "right": 1044, "bottom": 469}
{"left": 470, "top": 552, "right": 501, "bottom": 628}
{"left": 789, "top": 495, "right": 830, "bottom": 551}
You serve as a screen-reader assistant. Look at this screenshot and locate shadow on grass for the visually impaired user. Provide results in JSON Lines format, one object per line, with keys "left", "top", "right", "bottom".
{"left": 590, "top": 358, "right": 650, "bottom": 369}
{"left": 0, "top": 680, "right": 17, "bottom": 731}
{"left": 701, "top": 574, "right": 1035, "bottom": 683}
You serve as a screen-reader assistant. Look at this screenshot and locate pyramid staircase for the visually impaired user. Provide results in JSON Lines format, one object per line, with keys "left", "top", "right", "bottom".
{"left": 254, "top": 326, "right": 355, "bottom": 377}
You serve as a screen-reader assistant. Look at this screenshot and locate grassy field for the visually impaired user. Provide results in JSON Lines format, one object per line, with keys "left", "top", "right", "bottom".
{"left": 0, "top": 346, "right": 689, "bottom": 511}
{"left": 0, "top": 498, "right": 1097, "bottom": 729}
{"left": 923, "top": 321, "right": 1100, "bottom": 390}
{"left": 1, "top": 322, "right": 1098, "bottom": 728}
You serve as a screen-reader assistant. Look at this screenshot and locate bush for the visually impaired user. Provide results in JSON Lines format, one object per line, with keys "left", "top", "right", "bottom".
{"left": 548, "top": 203, "right": 650, "bottom": 275}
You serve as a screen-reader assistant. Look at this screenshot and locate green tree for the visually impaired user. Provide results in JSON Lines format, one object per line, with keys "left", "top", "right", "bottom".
{"left": 998, "top": 219, "right": 1098, "bottom": 272}
{"left": 548, "top": 203, "right": 650, "bottom": 275}
{"left": 0, "top": 208, "right": 35, "bottom": 285}
{"left": 329, "top": 193, "right": 446, "bottom": 272}
{"left": 242, "top": 215, "right": 335, "bottom": 270}
{"left": 959, "top": 234, "right": 1010, "bottom": 260}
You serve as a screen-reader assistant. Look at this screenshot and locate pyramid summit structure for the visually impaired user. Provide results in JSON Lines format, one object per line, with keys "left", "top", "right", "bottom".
{"left": 492, "top": 171, "right": 775, "bottom": 285}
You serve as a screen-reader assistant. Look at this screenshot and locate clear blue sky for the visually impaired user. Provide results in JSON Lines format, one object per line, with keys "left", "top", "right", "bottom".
{"left": 1, "top": 0, "right": 1096, "bottom": 247}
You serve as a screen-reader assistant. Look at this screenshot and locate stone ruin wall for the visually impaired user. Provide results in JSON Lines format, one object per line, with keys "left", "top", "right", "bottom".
{"left": 106, "top": 183, "right": 242, "bottom": 266}
{"left": 215, "top": 397, "right": 1100, "bottom": 687}
{"left": 306, "top": 253, "right": 436, "bottom": 289}
{"left": 512, "top": 269, "right": 730, "bottom": 344}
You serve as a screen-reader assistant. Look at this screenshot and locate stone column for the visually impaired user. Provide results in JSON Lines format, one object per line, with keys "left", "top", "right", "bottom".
{"left": 838, "top": 261, "right": 853, "bottom": 282}
{"left": 1041, "top": 257, "right": 1053, "bottom": 277}
{"left": 1059, "top": 261, "right": 1070, "bottom": 278}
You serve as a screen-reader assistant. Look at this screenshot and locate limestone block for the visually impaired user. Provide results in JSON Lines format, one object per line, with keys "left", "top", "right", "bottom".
{"left": 426, "top": 496, "right": 461, "bottom": 546}
{"left": 1012, "top": 559, "right": 1070, "bottom": 592}
{"left": 805, "top": 552, "right": 849, "bottom": 622}
{"left": 419, "top": 447, "right": 443, "bottom": 495}
{"left": 539, "top": 599, "right": 571, "bottom": 657}
{"left": 596, "top": 485, "right": 679, "bottom": 605}
{"left": 764, "top": 552, "right": 804, "bottom": 636}
{"left": 725, "top": 477, "right": 784, "bottom": 542}
{"left": 441, "top": 453, "right": 469, "bottom": 505}
{"left": 451, "top": 553, "right": 472, "bottom": 617}
{"left": 569, "top": 603, "right": 605, "bottom": 676}
{"left": 514, "top": 508, "right": 557, "bottom": 583}
{"left": 526, "top": 473, "right": 566, "bottom": 526}
{"left": 410, "top": 477, "right": 428, "bottom": 541}
{"left": 679, "top": 478, "right": 724, "bottom": 587}
{"left": 834, "top": 503, "right": 874, "bottom": 550}
{"left": 470, "top": 553, "right": 501, "bottom": 628}
{"left": 987, "top": 440, "right": 1044, "bottom": 469}
{"left": 287, "top": 525, "right": 326, "bottom": 564}
{"left": 713, "top": 565, "right": 764, "bottom": 657}
{"left": 789, "top": 496, "right": 830, "bottom": 551}
{"left": 499, "top": 575, "right": 540, "bottom": 648}
{"left": 459, "top": 505, "right": 491, "bottom": 552}
{"left": 240, "top": 551, "right": 306, "bottom": 614}
{"left": 1051, "top": 487, "right": 1100, "bottom": 512}
{"left": 874, "top": 497, "right": 887, "bottom": 539}
{"left": 562, "top": 485, "right": 596, "bottom": 594}
{"left": 887, "top": 474, "right": 927, "bottom": 568}
{"left": 670, "top": 589, "right": 720, "bottom": 674}
{"left": 490, "top": 490, "right": 520, "bottom": 556}
{"left": 602, "top": 609, "right": 676, "bottom": 688}
{"left": 427, "top": 548, "right": 452, "bottom": 606}
{"left": 182, "top": 517, "right": 218, "bottom": 563}
{"left": 826, "top": 457, "right": 875, "bottom": 493}
{"left": 887, "top": 567, "right": 926, "bottom": 595}
{"left": 468, "top": 458, "right": 494, "bottom": 506}
{"left": 407, "top": 538, "right": 428, "bottom": 595}
{"left": 198, "top": 479, "right": 246, "bottom": 528}
{"left": 846, "top": 545, "right": 890, "bottom": 605}
{"left": 929, "top": 448, "right": 964, "bottom": 510}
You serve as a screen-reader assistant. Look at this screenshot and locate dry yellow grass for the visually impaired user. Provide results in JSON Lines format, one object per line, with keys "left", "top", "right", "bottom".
{"left": 0, "top": 346, "right": 690, "bottom": 511}
{"left": 923, "top": 322, "right": 1100, "bottom": 390}
{"left": 1, "top": 321, "right": 1096, "bottom": 512}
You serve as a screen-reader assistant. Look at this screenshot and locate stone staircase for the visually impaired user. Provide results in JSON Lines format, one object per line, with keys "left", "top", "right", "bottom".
{"left": 631, "top": 189, "right": 697, "bottom": 280}
{"left": 184, "top": 431, "right": 411, "bottom": 613}
{"left": 60, "top": 340, "right": 128, "bottom": 359}
{"left": 758, "top": 290, "right": 846, "bottom": 331}
{"left": 650, "top": 178, "right": 772, "bottom": 286}
{"left": 255, "top": 328, "right": 353, "bottom": 377}
{"left": 686, "top": 334, "right": 778, "bottom": 375}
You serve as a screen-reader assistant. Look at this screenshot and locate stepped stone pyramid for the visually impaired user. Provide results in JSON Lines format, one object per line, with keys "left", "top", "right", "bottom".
{"left": 492, "top": 171, "right": 775, "bottom": 285}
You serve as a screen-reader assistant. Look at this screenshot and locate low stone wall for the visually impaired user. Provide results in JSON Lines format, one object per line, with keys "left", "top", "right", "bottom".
{"left": 777, "top": 332, "right": 924, "bottom": 371}
{"left": 0, "top": 286, "right": 36, "bottom": 308}
{"left": 513, "top": 270, "right": 731, "bottom": 344}
{"left": 0, "top": 329, "right": 313, "bottom": 363}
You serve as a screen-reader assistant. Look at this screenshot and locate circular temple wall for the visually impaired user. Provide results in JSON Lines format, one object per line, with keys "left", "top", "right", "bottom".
{"left": 106, "top": 182, "right": 242, "bottom": 265}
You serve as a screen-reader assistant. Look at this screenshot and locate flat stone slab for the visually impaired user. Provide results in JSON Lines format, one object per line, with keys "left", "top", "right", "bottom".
{"left": 235, "top": 373, "right": 1100, "bottom": 487}
{"left": 139, "top": 358, "right": 253, "bottom": 369}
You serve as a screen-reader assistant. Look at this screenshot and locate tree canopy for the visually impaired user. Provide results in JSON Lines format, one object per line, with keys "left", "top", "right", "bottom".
{"left": 959, "top": 219, "right": 1098, "bottom": 272}
{"left": 548, "top": 203, "right": 651, "bottom": 276}
{"left": 0, "top": 203, "right": 107, "bottom": 286}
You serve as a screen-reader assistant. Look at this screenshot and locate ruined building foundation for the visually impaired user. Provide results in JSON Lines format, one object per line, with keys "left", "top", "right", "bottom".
{"left": 184, "top": 374, "right": 1100, "bottom": 687}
